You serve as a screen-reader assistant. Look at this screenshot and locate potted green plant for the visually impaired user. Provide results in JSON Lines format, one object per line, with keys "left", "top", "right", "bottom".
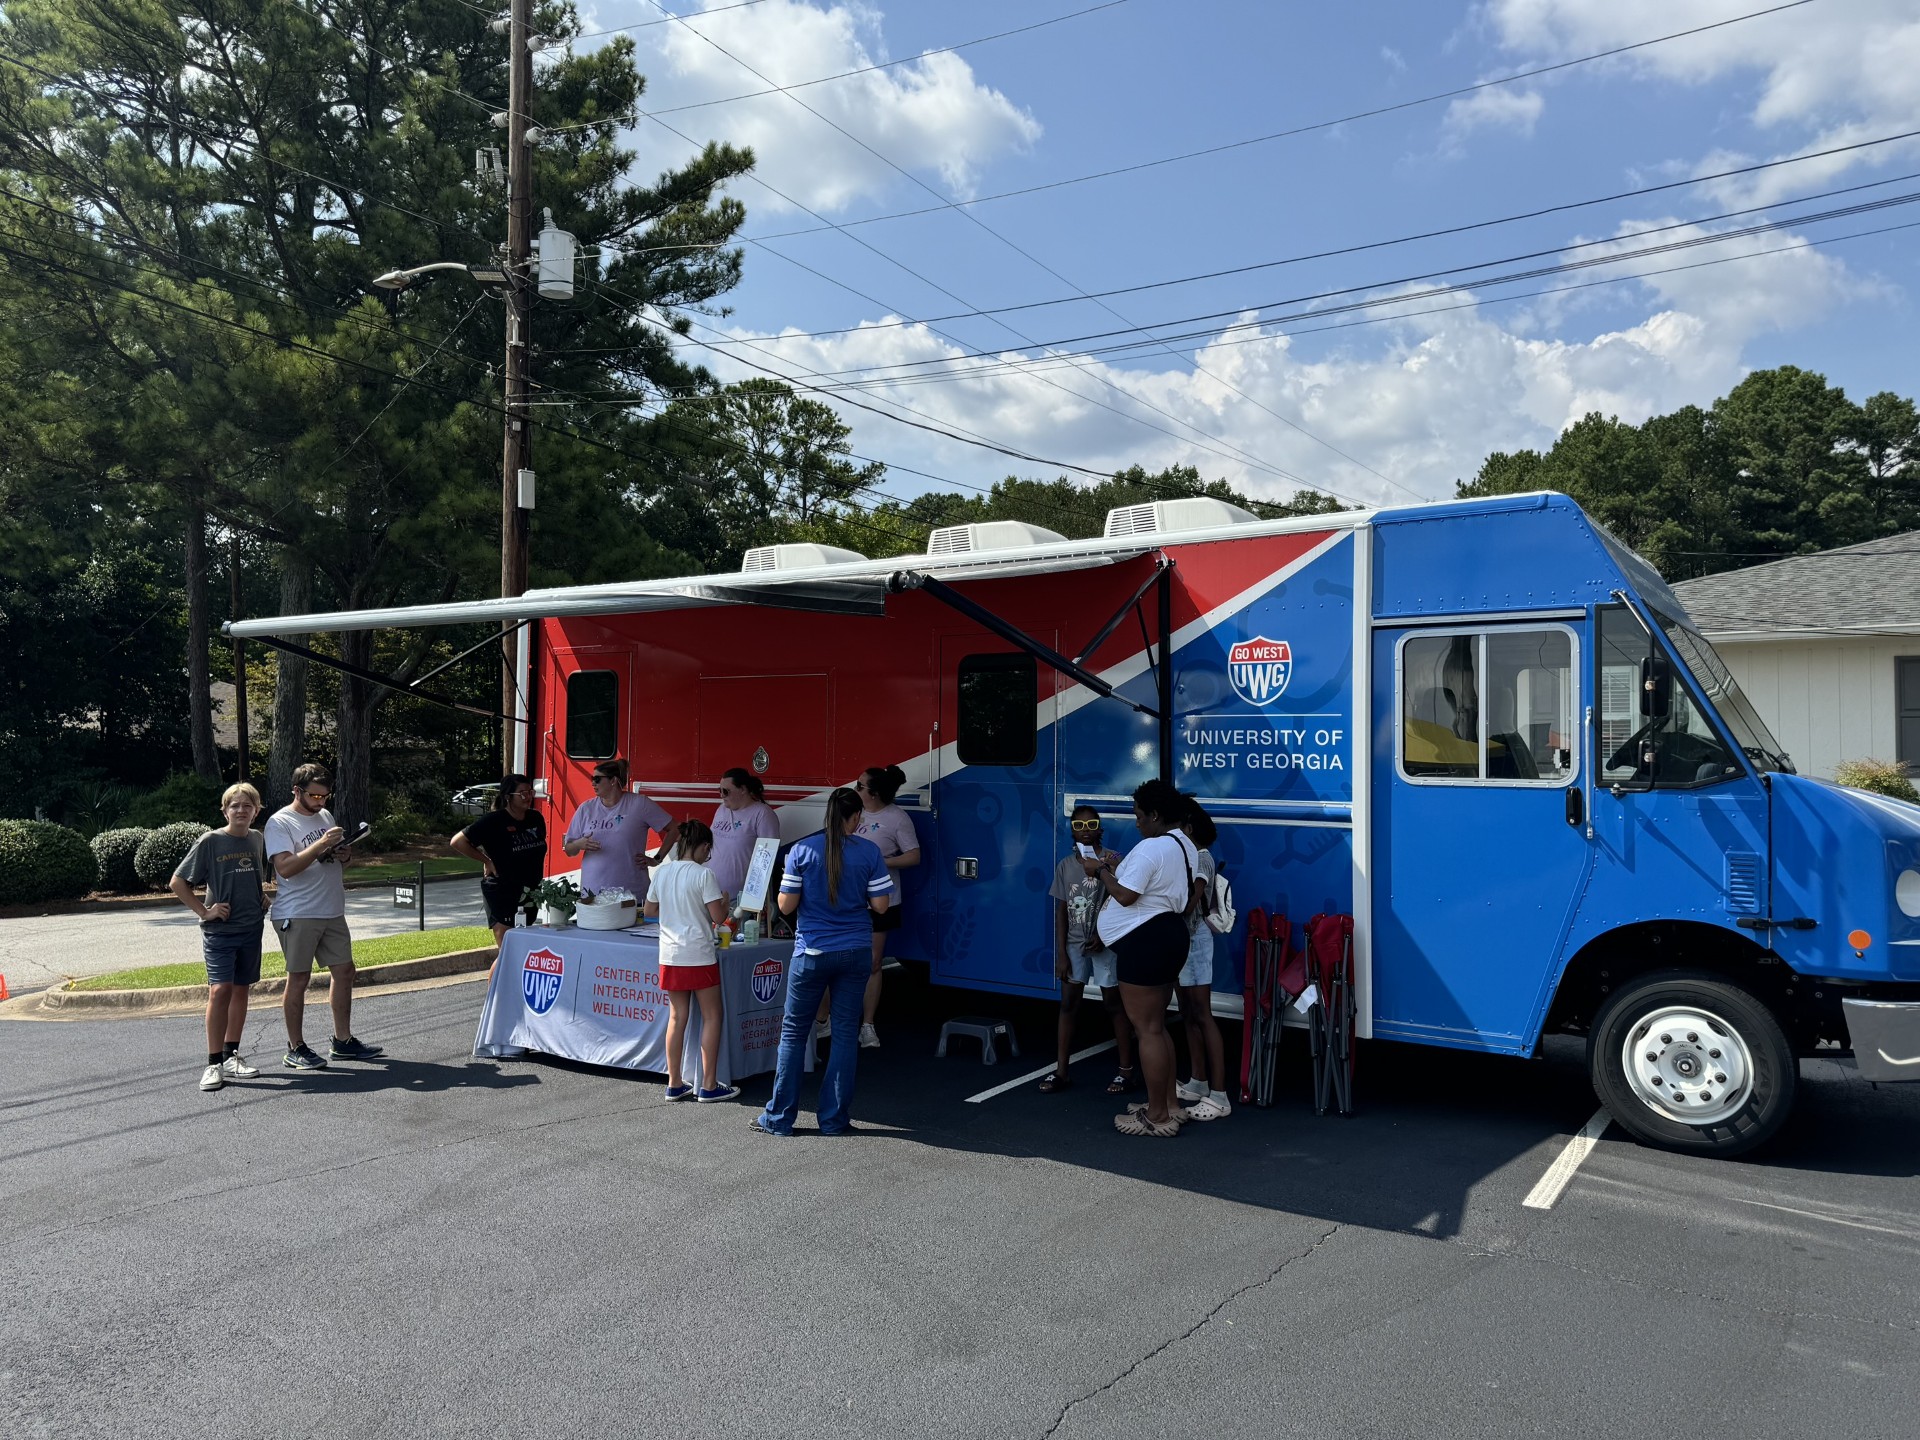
{"left": 526, "top": 877, "right": 582, "bottom": 927}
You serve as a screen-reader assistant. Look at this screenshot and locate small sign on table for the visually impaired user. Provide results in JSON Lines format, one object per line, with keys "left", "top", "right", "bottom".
{"left": 394, "top": 885, "right": 416, "bottom": 907}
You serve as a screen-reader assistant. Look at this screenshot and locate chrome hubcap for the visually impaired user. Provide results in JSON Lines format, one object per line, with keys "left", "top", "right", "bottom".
{"left": 1621, "top": 1005, "right": 1754, "bottom": 1127}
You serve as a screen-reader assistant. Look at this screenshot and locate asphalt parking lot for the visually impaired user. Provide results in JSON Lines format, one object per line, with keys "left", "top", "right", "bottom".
{"left": 5, "top": 972, "right": 1918, "bottom": 1440}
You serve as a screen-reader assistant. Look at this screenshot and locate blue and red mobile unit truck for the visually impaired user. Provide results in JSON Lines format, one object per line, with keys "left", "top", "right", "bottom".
{"left": 234, "top": 490, "right": 1920, "bottom": 1155}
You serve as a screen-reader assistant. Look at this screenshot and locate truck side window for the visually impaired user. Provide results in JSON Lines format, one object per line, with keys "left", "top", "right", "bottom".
{"left": 956, "top": 653, "right": 1036, "bottom": 766}
{"left": 1597, "top": 609, "right": 1737, "bottom": 786}
{"left": 565, "top": 670, "right": 619, "bottom": 759}
{"left": 1400, "top": 629, "right": 1575, "bottom": 784}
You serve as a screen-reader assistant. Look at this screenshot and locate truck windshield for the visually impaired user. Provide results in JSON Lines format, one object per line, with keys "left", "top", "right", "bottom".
{"left": 1650, "top": 611, "right": 1795, "bottom": 775}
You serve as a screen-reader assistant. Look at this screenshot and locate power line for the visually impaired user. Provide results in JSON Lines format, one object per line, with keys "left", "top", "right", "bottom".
{"left": 786, "top": 189, "right": 1920, "bottom": 384}
{"left": 714, "top": 130, "right": 1920, "bottom": 343}
{"left": 628, "top": 6, "right": 1363, "bottom": 506}
{"left": 740, "top": 0, "right": 1829, "bottom": 243}
{"left": 551, "top": 1, "right": 1132, "bottom": 128}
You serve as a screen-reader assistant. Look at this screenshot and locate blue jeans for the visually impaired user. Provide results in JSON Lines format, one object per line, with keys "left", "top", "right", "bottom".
{"left": 758, "top": 947, "right": 869, "bottom": 1135}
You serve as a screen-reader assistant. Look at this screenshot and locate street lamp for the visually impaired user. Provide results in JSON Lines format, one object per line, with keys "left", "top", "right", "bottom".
{"left": 372, "top": 261, "right": 511, "bottom": 291}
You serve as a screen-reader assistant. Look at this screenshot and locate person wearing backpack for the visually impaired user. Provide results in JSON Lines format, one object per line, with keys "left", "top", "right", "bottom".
{"left": 1176, "top": 799, "right": 1232, "bottom": 1121}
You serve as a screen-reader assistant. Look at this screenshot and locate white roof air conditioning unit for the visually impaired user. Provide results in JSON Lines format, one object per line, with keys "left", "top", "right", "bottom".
{"left": 740, "top": 542, "right": 868, "bottom": 573}
{"left": 1104, "top": 497, "right": 1259, "bottom": 538}
{"left": 927, "top": 520, "right": 1068, "bottom": 556}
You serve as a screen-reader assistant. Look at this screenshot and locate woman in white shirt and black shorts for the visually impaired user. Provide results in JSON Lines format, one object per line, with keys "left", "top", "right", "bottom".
{"left": 1083, "top": 778, "right": 1203, "bottom": 1138}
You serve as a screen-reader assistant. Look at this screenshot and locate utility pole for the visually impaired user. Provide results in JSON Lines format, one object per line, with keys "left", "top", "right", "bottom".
{"left": 230, "top": 532, "right": 249, "bottom": 784}
{"left": 500, "top": 0, "right": 534, "bottom": 772}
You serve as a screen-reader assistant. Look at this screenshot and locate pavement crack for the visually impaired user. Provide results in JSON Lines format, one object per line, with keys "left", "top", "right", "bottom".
{"left": 1038, "top": 1222, "right": 1341, "bottom": 1440}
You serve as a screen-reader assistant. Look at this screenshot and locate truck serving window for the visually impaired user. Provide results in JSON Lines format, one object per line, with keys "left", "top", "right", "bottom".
{"left": 1400, "top": 628, "right": 1575, "bottom": 785}
{"left": 565, "top": 670, "right": 619, "bottom": 759}
{"left": 1598, "top": 608, "right": 1740, "bottom": 787}
{"left": 956, "top": 653, "right": 1037, "bottom": 766}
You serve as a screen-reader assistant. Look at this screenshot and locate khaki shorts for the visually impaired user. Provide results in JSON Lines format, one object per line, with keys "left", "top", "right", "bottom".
{"left": 275, "top": 916, "right": 353, "bottom": 974}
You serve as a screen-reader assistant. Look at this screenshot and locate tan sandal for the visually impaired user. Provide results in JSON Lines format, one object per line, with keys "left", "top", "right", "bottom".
{"left": 1114, "top": 1110, "right": 1181, "bottom": 1137}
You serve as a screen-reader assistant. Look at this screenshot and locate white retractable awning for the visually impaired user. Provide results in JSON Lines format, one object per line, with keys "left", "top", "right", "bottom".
{"left": 224, "top": 550, "right": 1140, "bottom": 638}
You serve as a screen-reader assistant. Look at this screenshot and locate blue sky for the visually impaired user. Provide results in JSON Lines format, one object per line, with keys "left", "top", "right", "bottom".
{"left": 567, "top": 0, "right": 1920, "bottom": 511}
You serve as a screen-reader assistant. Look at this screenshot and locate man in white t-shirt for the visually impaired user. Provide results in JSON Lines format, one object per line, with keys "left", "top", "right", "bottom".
{"left": 265, "top": 764, "right": 382, "bottom": 1070}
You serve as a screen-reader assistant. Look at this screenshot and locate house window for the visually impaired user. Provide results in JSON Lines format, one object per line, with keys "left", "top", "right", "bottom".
{"left": 1399, "top": 627, "right": 1576, "bottom": 784}
{"left": 956, "top": 653, "right": 1036, "bottom": 766}
{"left": 1898, "top": 657, "right": 1920, "bottom": 771}
{"left": 565, "top": 670, "right": 619, "bottom": 759}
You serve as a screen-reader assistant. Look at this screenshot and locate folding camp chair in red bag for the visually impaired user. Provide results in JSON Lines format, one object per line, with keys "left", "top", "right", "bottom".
{"left": 1238, "top": 910, "right": 1269, "bottom": 1106}
{"left": 1304, "top": 913, "right": 1356, "bottom": 1116}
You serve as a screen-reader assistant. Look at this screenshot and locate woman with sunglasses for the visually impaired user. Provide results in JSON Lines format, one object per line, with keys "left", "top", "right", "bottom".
{"left": 562, "top": 758, "right": 679, "bottom": 909}
{"left": 709, "top": 767, "right": 781, "bottom": 908}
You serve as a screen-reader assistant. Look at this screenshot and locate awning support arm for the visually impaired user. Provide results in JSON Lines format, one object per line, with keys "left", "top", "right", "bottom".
{"left": 1074, "top": 556, "right": 1174, "bottom": 666}
{"left": 242, "top": 632, "right": 525, "bottom": 726}
{"left": 888, "top": 571, "right": 1161, "bottom": 718}
{"left": 1157, "top": 561, "right": 1174, "bottom": 783}
{"left": 411, "top": 619, "right": 533, "bottom": 689}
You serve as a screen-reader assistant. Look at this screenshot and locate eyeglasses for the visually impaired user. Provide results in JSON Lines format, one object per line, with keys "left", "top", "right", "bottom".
{"left": 301, "top": 791, "right": 331, "bottom": 803}
{"left": 1069, "top": 819, "right": 1101, "bottom": 831}
{"left": 718, "top": 787, "right": 734, "bottom": 798}
{"left": 592, "top": 775, "right": 620, "bottom": 785}
{"left": 853, "top": 781, "right": 868, "bottom": 791}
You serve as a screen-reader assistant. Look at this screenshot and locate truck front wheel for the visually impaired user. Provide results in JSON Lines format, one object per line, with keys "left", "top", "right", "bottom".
{"left": 1588, "top": 971, "right": 1796, "bottom": 1157}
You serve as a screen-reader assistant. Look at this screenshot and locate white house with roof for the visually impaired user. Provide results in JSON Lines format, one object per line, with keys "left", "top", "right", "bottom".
{"left": 1669, "top": 532, "right": 1920, "bottom": 780}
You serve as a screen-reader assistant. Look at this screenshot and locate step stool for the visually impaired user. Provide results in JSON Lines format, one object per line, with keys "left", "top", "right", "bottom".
{"left": 936, "top": 1016, "right": 1019, "bottom": 1066}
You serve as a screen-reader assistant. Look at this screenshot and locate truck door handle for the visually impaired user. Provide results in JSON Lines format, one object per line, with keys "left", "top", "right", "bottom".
{"left": 1565, "top": 788, "right": 1583, "bottom": 827}
{"left": 954, "top": 857, "right": 979, "bottom": 879}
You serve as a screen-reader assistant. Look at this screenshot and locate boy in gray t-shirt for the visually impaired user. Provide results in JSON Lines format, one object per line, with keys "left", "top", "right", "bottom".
{"left": 1037, "top": 805, "right": 1137, "bottom": 1096}
{"left": 170, "top": 783, "right": 270, "bottom": 1093}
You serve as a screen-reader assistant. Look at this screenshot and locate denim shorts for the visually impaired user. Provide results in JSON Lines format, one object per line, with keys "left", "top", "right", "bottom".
{"left": 1179, "top": 927, "right": 1216, "bottom": 988}
{"left": 203, "top": 927, "right": 264, "bottom": 986}
{"left": 1065, "top": 944, "right": 1118, "bottom": 990}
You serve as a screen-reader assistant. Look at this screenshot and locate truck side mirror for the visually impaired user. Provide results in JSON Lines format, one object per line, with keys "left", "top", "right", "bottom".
{"left": 1639, "top": 655, "right": 1672, "bottom": 719}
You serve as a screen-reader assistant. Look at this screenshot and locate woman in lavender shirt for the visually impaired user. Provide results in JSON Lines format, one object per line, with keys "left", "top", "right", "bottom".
{"left": 562, "top": 758, "right": 678, "bottom": 907}
{"left": 709, "top": 767, "right": 781, "bottom": 905}
{"left": 852, "top": 764, "right": 919, "bottom": 1049}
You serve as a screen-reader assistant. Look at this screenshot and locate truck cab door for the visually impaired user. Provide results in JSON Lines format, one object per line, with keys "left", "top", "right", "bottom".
{"left": 1371, "top": 622, "right": 1592, "bottom": 1054}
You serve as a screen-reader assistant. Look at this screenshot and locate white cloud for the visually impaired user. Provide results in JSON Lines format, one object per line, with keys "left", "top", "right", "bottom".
{"left": 698, "top": 223, "right": 1864, "bottom": 509}
{"left": 621, "top": 0, "right": 1042, "bottom": 214}
{"left": 1476, "top": 0, "right": 1920, "bottom": 199}
{"left": 1442, "top": 85, "right": 1545, "bottom": 145}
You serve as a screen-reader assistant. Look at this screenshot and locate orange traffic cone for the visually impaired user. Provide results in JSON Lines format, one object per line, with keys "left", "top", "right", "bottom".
{"left": 0, "top": 974, "right": 10, "bottom": 1001}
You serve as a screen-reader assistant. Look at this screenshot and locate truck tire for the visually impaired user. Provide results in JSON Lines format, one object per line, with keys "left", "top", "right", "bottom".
{"left": 1587, "top": 971, "right": 1796, "bottom": 1158}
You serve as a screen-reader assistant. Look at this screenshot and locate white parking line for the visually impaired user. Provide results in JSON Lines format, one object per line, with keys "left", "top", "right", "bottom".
{"left": 963, "top": 1040, "right": 1117, "bottom": 1104}
{"left": 1522, "top": 1108, "right": 1612, "bottom": 1210}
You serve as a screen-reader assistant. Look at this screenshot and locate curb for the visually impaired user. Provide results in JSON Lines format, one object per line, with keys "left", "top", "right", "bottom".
{"left": 39, "top": 946, "right": 498, "bottom": 1014}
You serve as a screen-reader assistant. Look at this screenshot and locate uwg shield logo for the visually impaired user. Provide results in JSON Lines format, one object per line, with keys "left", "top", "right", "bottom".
{"left": 1228, "top": 638, "right": 1293, "bottom": 706}
{"left": 751, "top": 957, "right": 783, "bottom": 1005}
{"left": 522, "top": 947, "right": 565, "bottom": 1014}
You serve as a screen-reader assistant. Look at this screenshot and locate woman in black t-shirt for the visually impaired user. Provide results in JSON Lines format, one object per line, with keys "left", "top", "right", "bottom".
{"left": 450, "top": 773, "right": 549, "bottom": 947}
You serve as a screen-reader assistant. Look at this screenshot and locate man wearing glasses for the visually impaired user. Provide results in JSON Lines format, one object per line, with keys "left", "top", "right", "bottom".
{"left": 266, "top": 764, "right": 382, "bottom": 1069}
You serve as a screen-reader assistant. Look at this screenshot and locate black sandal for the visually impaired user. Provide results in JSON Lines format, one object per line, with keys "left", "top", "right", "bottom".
{"left": 1105, "top": 1065, "right": 1137, "bottom": 1094}
{"left": 1037, "top": 1072, "right": 1072, "bottom": 1093}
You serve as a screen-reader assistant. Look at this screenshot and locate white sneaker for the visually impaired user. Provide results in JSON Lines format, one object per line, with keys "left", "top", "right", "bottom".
{"left": 859, "top": 1024, "right": 880, "bottom": 1049}
{"left": 199, "top": 1063, "right": 225, "bottom": 1092}
{"left": 221, "top": 1053, "right": 259, "bottom": 1079}
{"left": 1189, "top": 1092, "right": 1232, "bottom": 1122}
{"left": 1175, "top": 1077, "right": 1209, "bottom": 1103}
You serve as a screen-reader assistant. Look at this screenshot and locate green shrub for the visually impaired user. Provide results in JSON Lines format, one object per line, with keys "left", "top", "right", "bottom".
{"left": 133, "top": 821, "right": 211, "bottom": 889}
{"left": 1833, "top": 758, "right": 1920, "bottom": 804}
{"left": 0, "top": 820, "right": 101, "bottom": 905}
{"left": 90, "top": 827, "right": 153, "bottom": 893}
{"left": 366, "top": 803, "right": 432, "bottom": 853}
{"left": 120, "top": 773, "right": 224, "bottom": 830}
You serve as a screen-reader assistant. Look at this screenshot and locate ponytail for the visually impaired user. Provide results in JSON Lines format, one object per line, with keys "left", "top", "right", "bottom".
{"left": 674, "top": 818, "right": 713, "bottom": 860}
{"left": 822, "top": 786, "right": 862, "bottom": 908}
{"left": 861, "top": 764, "right": 906, "bottom": 805}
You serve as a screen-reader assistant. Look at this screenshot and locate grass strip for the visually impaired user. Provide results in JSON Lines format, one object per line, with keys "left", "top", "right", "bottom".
{"left": 66, "top": 926, "right": 496, "bottom": 992}
{"left": 344, "top": 856, "right": 481, "bottom": 886}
